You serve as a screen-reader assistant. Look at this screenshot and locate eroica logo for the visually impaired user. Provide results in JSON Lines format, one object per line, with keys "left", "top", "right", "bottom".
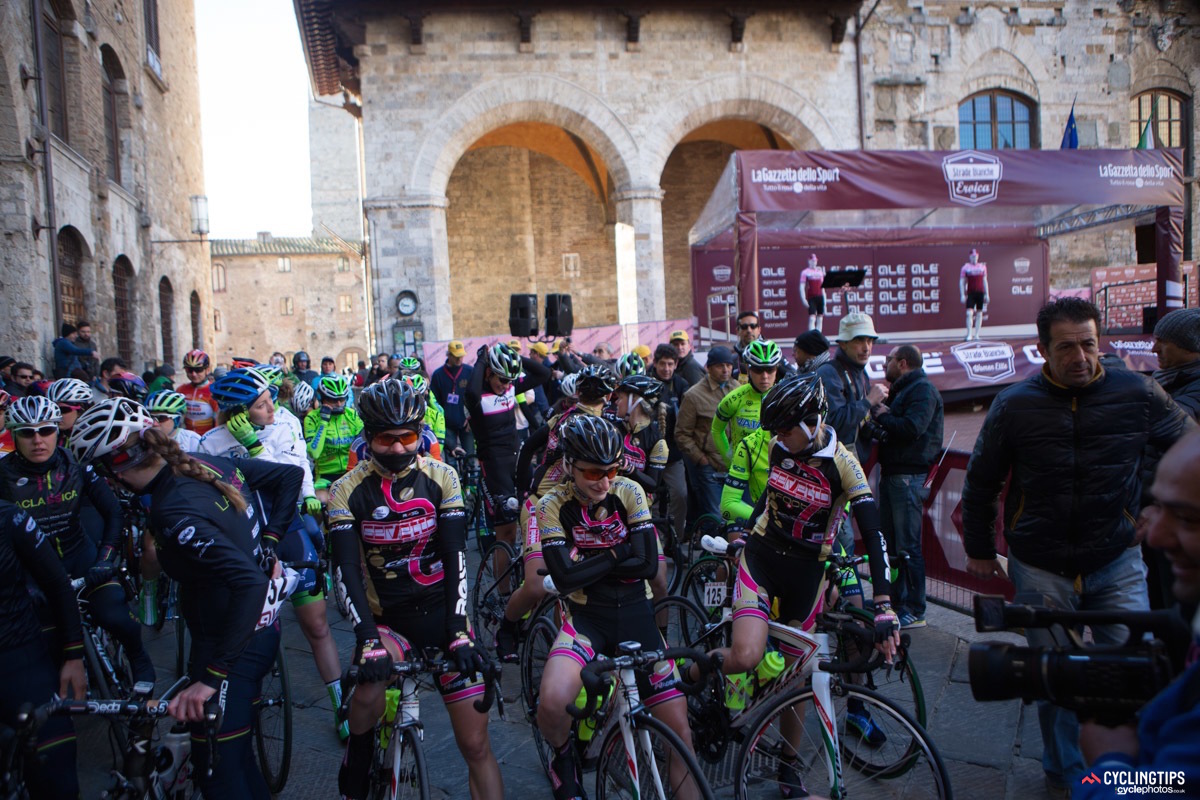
{"left": 713, "top": 265, "right": 733, "bottom": 283}
{"left": 942, "top": 151, "right": 1003, "bottom": 207}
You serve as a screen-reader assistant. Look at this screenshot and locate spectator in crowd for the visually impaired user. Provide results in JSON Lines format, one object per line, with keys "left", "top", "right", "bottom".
{"left": 365, "top": 353, "right": 389, "bottom": 386}
{"left": 632, "top": 344, "right": 652, "bottom": 369}
{"left": 584, "top": 341, "right": 616, "bottom": 367}
{"left": 0, "top": 357, "right": 14, "bottom": 391}
{"left": 430, "top": 340, "right": 474, "bottom": 458}
{"left": 353, "top": 360, "right": 368, "bottom": 387}
{"left": 90, "top": 357, "right": 129, "bottom": 403}
{"left": 963, "top": 298, "right": 1194, "bottom": 796}
{"left": 735, "top": 310, "right": 762, "bottom": 351}
{"left": 146, "top": 364, "right": 176, "bottom": 394}
{"left": 1075, "top": 431, "right": 1200, "bottom": 799}
{"left": 651, "top": 343, "right": 690, "bottom": 547}
{"left": 670, "top": 330, "right": 706, "bottom": 387}
{"left": 793, "top": 329, "right": 832, "bottom": 374}
{"left": 6, "top": 363, "right": 37, "bottom": 399}
{"left": 73, "top": 322, "right": 99, "bottom": 376}
{"left": 53, "top": 323, "right": 97, "bottom": 380}
{"left": 386, "top": 354, "right": 402, "bottom": 379}
{"left": 317, "top": 356, "right": 337, "bottom": 388}
{"left": 676, "top": 345, "right": 737, "bottom": 518}
{"left": 873, "top": 344, "right": 944, "bottom": 629}
{"left": 816, "top": 312, "right": 887, "bottom": 466}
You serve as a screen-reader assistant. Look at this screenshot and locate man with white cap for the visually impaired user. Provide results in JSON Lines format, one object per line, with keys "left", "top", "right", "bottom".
{"left": 800, "top": 253, "right": 826, "bottom": 333}
{"left": 959, "top": 248, "right": 990, "bottom": 341}
{"left": 816, "top": 312, "right": 887, "bottom": 466}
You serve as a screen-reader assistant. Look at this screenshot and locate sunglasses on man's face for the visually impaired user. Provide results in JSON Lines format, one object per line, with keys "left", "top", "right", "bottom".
{"left": 749, "top": 366, "right": 776, "bottom": 375}
{"left": 14, "top": 373, "right": 34, "bottom": 381}
{"left": 738, "top": 323, "right": 760, "bottom": 331}
{"left": 576, "top": 465, "right": 619, "bottom": 481}
{"left": 372, "top": 429, "right": 421, "bottom": 448}
{"left": 15, "top": 426, "right": 57, "bottom": 439}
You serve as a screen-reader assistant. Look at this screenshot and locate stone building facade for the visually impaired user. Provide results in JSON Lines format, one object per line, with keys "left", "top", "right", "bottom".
{"left": 294, "top": 0, "right": 1198, "bottom": 342}
{"left": 0, "top": 0, "right": 212, "bottom": 371}
{"left": 209, "top": 233, "right": 369, "bottom": 370}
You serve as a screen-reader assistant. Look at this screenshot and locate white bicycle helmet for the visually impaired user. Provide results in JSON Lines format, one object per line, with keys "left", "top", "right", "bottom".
{"left": 486, "top": 343, "right": 522, "bottom": 381}
{"left": 46, "top": 378, "right": 93, "bottom": 408}
{"left": 290, "top": 380, "right": 316, "bottom": 417}
{"left": 6, "top": 396, "right": 62, "bottom": 430}
{"left": 69, "top": 398, "right": 155, "bottom": 466}
{"left": 560, "top": 373, "right": 580, "bottom": 399}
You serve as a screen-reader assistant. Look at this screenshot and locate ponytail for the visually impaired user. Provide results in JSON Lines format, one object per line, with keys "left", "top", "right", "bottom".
{"left": 141, "top": 427, "right": 248, "bottom": 514}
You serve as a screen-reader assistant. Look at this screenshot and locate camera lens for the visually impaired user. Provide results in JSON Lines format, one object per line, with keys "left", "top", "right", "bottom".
{"left": 968, "top": 643, "right": 1042, "bottom": 703}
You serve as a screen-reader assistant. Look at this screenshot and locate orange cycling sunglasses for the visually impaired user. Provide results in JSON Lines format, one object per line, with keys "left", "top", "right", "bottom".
{"left": 372, "top": 429, "right": 421, "bottom": 448}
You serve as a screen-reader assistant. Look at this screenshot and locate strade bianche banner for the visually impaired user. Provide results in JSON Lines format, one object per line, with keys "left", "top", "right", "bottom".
{"left": 692, "top": 242, "right": 1048, "bottom": 342}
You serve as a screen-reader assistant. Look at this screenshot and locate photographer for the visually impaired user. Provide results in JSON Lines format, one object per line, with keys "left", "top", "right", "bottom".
{"left": 963, "top": 298, "right": 1194, "bottom": 795}
{"left": 874, "top": 345, "right": 943, "bottom": 629}
{"left": 1077, "top": 432, "right": 1200, "bottom": 798}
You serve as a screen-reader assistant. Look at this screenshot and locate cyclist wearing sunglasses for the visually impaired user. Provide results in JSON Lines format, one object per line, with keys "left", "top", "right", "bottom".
{"left": 465, "top": 342, "right": 550, "bottom": 549}
{"left": 712, "top": 339, "right": 783, "bottom": 464}
{"left": 329, "top": 379, "right": 503, "bottom": 800}
{"left": 46, "top": 378, "right": 94, "bottom": 442}
{"left": 0, "top": 396, "right": 155, "bottom": 685}
{"left": 176, "top": 349, "right": 219, "bottom": 435}
{"left": 69, "top": 398, "right": 304, "bottom": 800}
{"left": 145, "top": 389, "right": 201, "bottom": 452}
{"left": 536, "top": 414, "right": 701, "bottom": 800}
{"left": 304, "top": 374, "right": 364, "bottom": 482}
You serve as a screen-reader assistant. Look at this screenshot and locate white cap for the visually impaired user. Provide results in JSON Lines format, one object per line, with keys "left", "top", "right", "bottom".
{"left": 836, "top": 312, "right": 879, "bottom": 342}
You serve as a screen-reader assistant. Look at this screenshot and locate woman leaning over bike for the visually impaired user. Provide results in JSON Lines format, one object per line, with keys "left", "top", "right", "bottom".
{"left": 328, "top": 378, "right": 503, "bottom": 800}
{"left": 536, "top": 414, "right": 702, "bottom": 800}
{"left": 69, "top": 398, "right": 305, "bottom": 800}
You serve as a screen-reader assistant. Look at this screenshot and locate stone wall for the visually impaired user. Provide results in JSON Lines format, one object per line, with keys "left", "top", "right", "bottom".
{"left": 0, "top": 0, "right": 211, "bottom": 370}
{"left": 309, "top": 96, "right": 363, "bottom": 242}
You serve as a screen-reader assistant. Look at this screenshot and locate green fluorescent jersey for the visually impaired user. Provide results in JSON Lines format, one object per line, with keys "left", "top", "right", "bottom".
{"left": 304, "top": 408, "right": 364, "bottom": 478}
{"left": 711, "top": 382, "right": 766, "bottom": 461}
{"left": 720, "top": 427, "right": 772, "bottom": 526}
{"left": 425, "top": 396, "right": 446, "bottom": 445}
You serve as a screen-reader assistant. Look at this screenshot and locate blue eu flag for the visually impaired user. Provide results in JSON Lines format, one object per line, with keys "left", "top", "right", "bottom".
{"left": 1060, "top": 101, "right": 1078, "bottom": 149}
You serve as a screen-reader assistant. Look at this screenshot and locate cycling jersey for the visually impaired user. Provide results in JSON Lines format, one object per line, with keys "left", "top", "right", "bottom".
{"left": 526, "top": 402, "right": 605, "bottom": 498}
{"left": 0, "top": 447, "right": 123, "bottom": 560}
{"left": 326, "top": 456, "right": 469, "bottom": 646}
{"left": 800, "top": 265, "right": 824, "bottom": 297}
{"left": 960, "top": 261, "right": 988, "bottom": 294}
{"left": 0, "top": 430, "right": 14, "bottom": 456}
{"left": 747, "top": 429, "right": 891, "bottom": 593}
{"left": 425, "top": 396, "right": 446, "bottom": 446}
{"left": 304, "top": 408, "right": 364, "bottom": 480}
{"left": 175, "top": 381, "right": 219, "bottom": 435}
{"left": 721, "top": 426, "right": 772, "bottom": 526}
{"left": 464, "top": 355, "right": 551, "bottom": 462}
{"left": 143, "top": 454, "right": 302, "bottom": 688}
{"left": 619, "top": 417, "right": 668, "bottom": 494}
{"left": 538, "top": 477, "right": 658, "bottom": 608}
{"left": 0, "top": 501, "right": 82, "bottom": 658}
{"left": 198, "top": 420, "right": 315, "bottom": 500}
{"left": 275, "top": 405, "right": 304, "bottom": 443}
{"left": 173, "top": 427, "right": 202, "bottom": 453}
{"left": 711, "top": 381, "right": 768, "bottom": 461}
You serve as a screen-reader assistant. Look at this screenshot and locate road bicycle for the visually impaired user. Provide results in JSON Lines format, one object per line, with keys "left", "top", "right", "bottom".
{"left": 72, "top": 575, "right": 138, "bottom": 754}
{"left": 341, "top": 655, "right": 501, "bottom": 800}
{"left": 668, "top": 535, "right": 927, "bottom": 726}
{"left": 556, "top": 642, "right": 719, "bottom": 800}
{"left": 1, "top": 676, "right": 221, "bottom": 800}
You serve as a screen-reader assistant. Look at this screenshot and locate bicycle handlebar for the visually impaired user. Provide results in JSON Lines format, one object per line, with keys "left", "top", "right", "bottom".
{"left": 818, "top": 615, "right": 909, "bottom": 674}
{"left": 565, "top": 645, "right": 714, "bottom": 721}
{"left": 346, "top": 656, "right": 500, "bottom": 715}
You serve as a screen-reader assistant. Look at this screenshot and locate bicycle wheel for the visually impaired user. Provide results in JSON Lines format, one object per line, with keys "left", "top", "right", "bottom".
{"left": 654, "top": 596, "right": 728, "bottom": 652}
{"left": 519, "top": 617, "right": 559, "bottom": 715}
{"left": 595, "top": 713, "right": 716, "bottom": 800}
{"left": 255, "top": 646, "right": 293, "bottom": 794}
{"left": 734, "top": 683, "right": 952, "bottom": 800}
{"left": 842, "top": 605, "right": 927, "bottom": 726}
{"left": 83, "top": 630, "right": 129, "bottom": 752}
{"left": 679, "top": 556, "right": 729, "bottom": 624}
{"left": 471, "top": 541, "right": 521, "bottom": 655}
{"left": 370, "top": 726, "right": 430, "bottom": 800}
{"left": 684, "top": 514, "right": 724, "bottom": 568}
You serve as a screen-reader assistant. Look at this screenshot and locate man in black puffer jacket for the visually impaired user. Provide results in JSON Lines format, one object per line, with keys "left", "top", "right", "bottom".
{"left": 962, "top": 298, "right": 1195, "bottom": 796}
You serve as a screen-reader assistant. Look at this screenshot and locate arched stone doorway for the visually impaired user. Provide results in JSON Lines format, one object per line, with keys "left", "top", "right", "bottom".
{"left": 158, "top": 277, "right": 175, "bottom": 366}
{"left": 445, "top": 121, "right": 619, "bottom": 337}
{"left": 57, "top": 226, "right": 92, "bottom": 327}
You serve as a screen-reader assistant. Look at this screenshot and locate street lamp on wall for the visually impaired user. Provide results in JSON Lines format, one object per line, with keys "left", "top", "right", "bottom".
{"left": 190, "top": 195, "right": 209, "bottom": 236}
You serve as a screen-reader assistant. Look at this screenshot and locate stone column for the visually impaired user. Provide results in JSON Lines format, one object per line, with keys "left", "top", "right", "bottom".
{"left": 614, "top": 186, "right": 667, "bottom": 323}
{"left": 364, "top": 193, "right": 455, "bottom": 348}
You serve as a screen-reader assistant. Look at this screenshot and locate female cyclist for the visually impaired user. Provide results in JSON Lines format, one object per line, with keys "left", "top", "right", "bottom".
{"left": 328, "top": 379, "right": 503, "bottom": 800}
{"left": 710, "top": 374, "right": 899, "bottom": 797}
{"left": 45, "top": 377, "right": 94, "bottom": 441}
{"left": 145, "top": 390, "right": 201, "bottom": 452}
{"left": 0, "top": 501, "right": 86, "bottom": 799}
{"left": 0, "top": 396, "right": 154, "bottom": 683}
{"left": 536, "top": 414, "right": 702, "bottom": 800}
{"left": 197, "top": 368, "right": 345, "bottom": 737}
{"left": 69, "top": 398, "right": 304, "bottom": 799}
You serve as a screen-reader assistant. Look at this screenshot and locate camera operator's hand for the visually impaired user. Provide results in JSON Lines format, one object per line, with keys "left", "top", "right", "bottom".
{"left": 872, "top": 403, "right": 889, "bottom": 418}
{"left": 1080, "top": 720, "right": 1139, "bottom": 764}
{"left": 966, "top": 556, "right": 1007, "bottom": 581}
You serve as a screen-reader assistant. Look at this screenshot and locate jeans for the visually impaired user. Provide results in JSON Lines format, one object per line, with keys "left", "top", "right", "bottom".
{"left": 879, "top": 473, "right": 929, "bottom": 618}
{"left": 1007, "top": 547, "right": 1149, "bottom": 784}
{"left": 687, "top": 460, "right": 724, "bottom": 520}
{"left": 445, "top": 426, "right": 474, "bottom": 458}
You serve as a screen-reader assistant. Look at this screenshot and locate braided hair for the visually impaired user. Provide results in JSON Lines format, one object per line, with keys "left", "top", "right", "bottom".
{"left": 140, "top": 426, "right": 248, "bottom": 514}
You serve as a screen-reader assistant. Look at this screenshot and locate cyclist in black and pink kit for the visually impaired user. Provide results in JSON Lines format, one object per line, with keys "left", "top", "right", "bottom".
{"left": 799, "top": 253, "right": 826, "bottom": 332}
{"left": 464, "top": 342, "right": 551, "bottom": 547}
{"left": 959, "top": 248, "right": 990, "bottom": 341}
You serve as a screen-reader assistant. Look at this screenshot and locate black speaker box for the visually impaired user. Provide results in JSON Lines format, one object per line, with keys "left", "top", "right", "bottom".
{"left": 509, "top": 294, "right": 538, "bottom": 337}
{"left": 545, "top": 293, "right": 574, "bottom": 337}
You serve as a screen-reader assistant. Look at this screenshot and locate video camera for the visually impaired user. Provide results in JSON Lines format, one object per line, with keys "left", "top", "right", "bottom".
{"left": 968, "top": 594, "right": 1190, "bottom": 725}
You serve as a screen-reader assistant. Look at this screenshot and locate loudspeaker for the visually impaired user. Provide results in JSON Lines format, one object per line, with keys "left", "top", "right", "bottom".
{"left": 545, "top": 293, "right": 574, "bottom": 337}
{"left": 1143, "top": 305, "right": 1159, "bottom": 334}
{"left": 509, "top": 294, "right": 538, "bottom": 337}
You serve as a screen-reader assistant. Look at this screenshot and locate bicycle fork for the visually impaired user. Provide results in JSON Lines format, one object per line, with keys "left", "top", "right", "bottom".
{"left": 809, "top": 633, "right": 844, "bottom": 800}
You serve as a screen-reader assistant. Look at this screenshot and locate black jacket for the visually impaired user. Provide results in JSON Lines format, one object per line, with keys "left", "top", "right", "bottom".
{"left": 676, "top": 353, "right": 706, "bottom": 387}
{"left": 876, "top": 368, "right": 944, "bottom": 476}
{"left": 963, "top": 365, "right": 1195, "bottom": 577}
{"left": 1141, "top": 359, "right": 1200, "bottom": 504}
{"left": 815, "top": 349, "right": 873, "bottom": 464}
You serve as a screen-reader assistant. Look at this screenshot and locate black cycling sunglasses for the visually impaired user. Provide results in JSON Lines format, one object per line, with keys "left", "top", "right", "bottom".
{"left": 15, "top": 426, "right": 57, "bottom": 439}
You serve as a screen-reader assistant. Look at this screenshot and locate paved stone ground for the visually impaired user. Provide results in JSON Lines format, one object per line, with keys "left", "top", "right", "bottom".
{"left": 76, "top": 552, "right": 1057, "bottom": 800}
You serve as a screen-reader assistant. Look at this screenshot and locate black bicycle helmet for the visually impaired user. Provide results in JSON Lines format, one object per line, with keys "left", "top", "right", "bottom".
{"left": 575, "top": 364, "right": 618, "bottom": 400}
{"left": 759, "top": 373, "right": 828, "bottom": 434}
{"left": 616, "top": 374, "right": 663, "bottom": 405}
{"left": 357, "top": 378, "right": 426, "bottom": 433}
{"left": 560, "top": 414, "right": 624, "bottom": 466}
{"left": 109, "top": 372, "right": 148, "bottom": 403}
{"left": 293, "top": 351, "right": 311, "bottom": 370}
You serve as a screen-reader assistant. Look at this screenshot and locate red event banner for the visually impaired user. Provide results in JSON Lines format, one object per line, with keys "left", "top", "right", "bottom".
{"left": 693, "top": 242, "right": 1048, "bottom": 342}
